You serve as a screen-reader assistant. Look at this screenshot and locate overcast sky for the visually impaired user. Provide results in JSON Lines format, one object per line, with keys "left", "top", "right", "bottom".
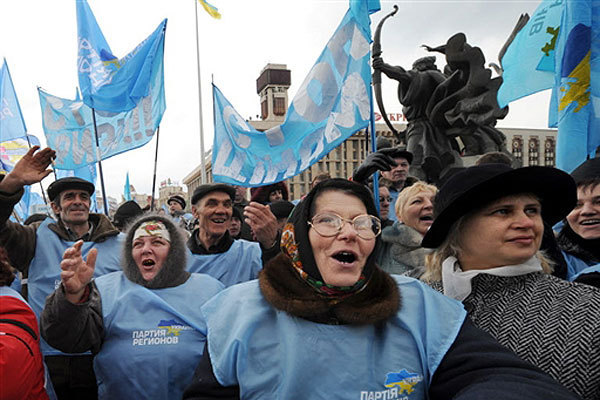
{"left": 0, "top": 0, "right": 548, "bottom": 200}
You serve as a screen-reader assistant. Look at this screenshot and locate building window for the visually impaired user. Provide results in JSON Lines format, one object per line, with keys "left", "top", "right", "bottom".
{"left": 274, "top": 97, "right": 286, "bottom": 116}
{"left": 544, "top": 137, "right": 555, "bottom": 166}
{"left": 528, "top": 137, "right": 540, "bottom": 166}
{"left": 261, "top": 99, "right": 268, "bottom": 120}
{"left": 512, "top": 136, "right": 523, "bottom": 163}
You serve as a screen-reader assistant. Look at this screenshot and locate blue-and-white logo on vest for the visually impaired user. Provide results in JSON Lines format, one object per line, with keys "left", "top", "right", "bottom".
{"left": 131, "top": 319, "right": 193, "bottom": 346}
{"left": 360, "top": 369, "right": 423, "bottom": 400}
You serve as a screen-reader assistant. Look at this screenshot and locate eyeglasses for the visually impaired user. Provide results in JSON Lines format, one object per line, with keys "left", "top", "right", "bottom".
{"left": 308, "top": 213, "right": 381, "bottom": 240}
{"left": 379, "top": 196, "right": 393, "bottom": 203}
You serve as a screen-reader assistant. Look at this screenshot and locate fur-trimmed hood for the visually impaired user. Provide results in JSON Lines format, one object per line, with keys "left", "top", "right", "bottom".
{"left": 259, "top": 253, "right": 400, "bottom": 325}
{"left": 122, "top": 213, "right": 189, "bottom": 289}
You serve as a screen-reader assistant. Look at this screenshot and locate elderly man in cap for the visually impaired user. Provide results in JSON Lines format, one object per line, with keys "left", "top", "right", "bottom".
{"left": 353, "top": 144, "right": 418, "bottom": 222}
{"left": 0, "top": 146, "right": 123, "bottom": 399}
{"left": 168, "top": 194, "right": 192, "bottom": 231}
{"left": 187, "top": 183, "right": 279, "bottom": 287}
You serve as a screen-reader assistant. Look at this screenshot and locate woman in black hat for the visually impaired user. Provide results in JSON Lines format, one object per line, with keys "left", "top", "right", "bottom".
{"left": 421, "top": 164, "right": 600, "bottom": 400}
{"left": 183, "top": 178, "right": 576, "bottom": 399}
{"left": 557, "top": 157, "right": 600, "bottom": 285}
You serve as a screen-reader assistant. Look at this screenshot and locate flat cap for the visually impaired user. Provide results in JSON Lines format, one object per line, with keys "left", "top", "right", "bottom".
{"left": 191, "top": 183, "right": 235, "bottom": 205}
{"left": 47, "top": 177, "right": 95, "bottom": 202}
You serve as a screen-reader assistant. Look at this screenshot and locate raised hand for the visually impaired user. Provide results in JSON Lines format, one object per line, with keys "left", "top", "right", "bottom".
{"left": 352, "top": 148, "right": 399, "bottom": 183}
{"left": 60, "top": 240, "right": 97, "bottom": 304}
{"left": 0, "top": 146, "right": 56, "bottom": 193}
{"left": 244, "top": 202, "right": 279, "bottom": 248}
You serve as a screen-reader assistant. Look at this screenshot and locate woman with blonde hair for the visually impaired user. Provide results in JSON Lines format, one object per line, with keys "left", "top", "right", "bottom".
{"left": 421, "top": 163, "right": 600, "bottom": 399}
{"left": 378, "top": 182, "right": 436, "bottom": 277}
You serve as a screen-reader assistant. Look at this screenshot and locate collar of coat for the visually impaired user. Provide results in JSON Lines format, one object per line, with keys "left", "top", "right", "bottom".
{"left": 259, "top": 253, "right": 400, "bottom": 325}
{"left": 48, "top": 213, "right": 119, "bottom": 243}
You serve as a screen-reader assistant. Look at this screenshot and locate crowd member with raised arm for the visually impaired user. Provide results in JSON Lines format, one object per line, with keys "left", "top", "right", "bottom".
{"left": 41, "top": 214, "right": 223, "bottom": 400}
{"left": 0, "top": 146, "right": 123, "bottom": 399}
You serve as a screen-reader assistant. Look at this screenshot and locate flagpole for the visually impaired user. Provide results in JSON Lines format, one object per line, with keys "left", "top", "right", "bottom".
{"left": 194, "top": 0, "right": 207, "bottom": 184}
{"left": 150, "top": 126, "right": 160, "bottom": 212}
{"left": 91, "top": 108, "right": 110, "bottom": 216}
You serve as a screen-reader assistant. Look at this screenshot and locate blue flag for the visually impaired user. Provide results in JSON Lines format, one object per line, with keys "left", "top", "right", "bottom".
{"left": 38, "top": 47, "right": 165, "bottom": 170}
{"left": 1, "top": 135, "right": 41, "bottom": 221}
{"left": 124, "top": 171, "right": 131, "bottom": 201}
{"left": 56, "top": 164, "right": 99, "bottom": 213}
{"left": 76, "top": 0, "right": 167, "bottom": 112}
{"left": 497, "top": 0, "right": 565, "bottom": 108}
{"left": 0, "top": 59, "right": 27, "bottom": 142}
{"left": 212, "top": 0, "right": 380, "bottom": 186}
{"left": 550, "top": 0, "right": 600, "bottom": 172}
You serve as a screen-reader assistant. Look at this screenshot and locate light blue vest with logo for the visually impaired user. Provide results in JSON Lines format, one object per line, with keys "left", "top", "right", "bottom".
{"left": 202, "top": 275, "right": 466, "bottom": 400}
{"left": 28, "top": 218, "right": 124, "bottom": 356}
{"left": 187, "top": 239, "right": 262, "bottom": 287}
{"left": 94, "top": 271, "right": 224, "bottom": 400}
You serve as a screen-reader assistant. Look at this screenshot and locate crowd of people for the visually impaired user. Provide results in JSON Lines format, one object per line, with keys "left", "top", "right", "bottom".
{"left": 0, "top": 143, "right": 599, "bottom": 399}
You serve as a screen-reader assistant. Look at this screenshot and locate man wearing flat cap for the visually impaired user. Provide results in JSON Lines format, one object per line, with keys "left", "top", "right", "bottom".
{"left": 353, "top": 144, "right": 418, "bottom": 222}
{"left": 0, "top": 146, "right": 123, "bottom": 399}
{"left": 187, "top": 183, "right": 279, "bottom": 287}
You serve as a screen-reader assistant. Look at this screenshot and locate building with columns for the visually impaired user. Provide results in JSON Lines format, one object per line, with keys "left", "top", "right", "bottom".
{"left": 183, "top": 64, "right": 558, "bottom": 201}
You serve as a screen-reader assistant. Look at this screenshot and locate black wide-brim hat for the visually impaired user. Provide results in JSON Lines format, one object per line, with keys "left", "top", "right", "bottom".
{"left": 47, "top": 177, "right": 95, "bottom": 202}
{"left": 421, "top": 164, "right": 577, "bottom": 248}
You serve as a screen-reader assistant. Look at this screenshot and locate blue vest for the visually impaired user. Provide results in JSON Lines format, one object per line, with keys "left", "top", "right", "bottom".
{"left": 94, "top": 271, "right": 224, "bottom": 400}
{"left": 28, "top": 219, "right": 124, "bottom": 356}
{"left": 187, "top": 239, "right": 262, "bottom": 287}
{"left": 201, "top": 275, "right": 466, "bottom": 399}
{"left": 563, "top": 250, "right": 596, "bottom": 281}
{"left": 572, "top": 263, "right": 600, "bottom": 281}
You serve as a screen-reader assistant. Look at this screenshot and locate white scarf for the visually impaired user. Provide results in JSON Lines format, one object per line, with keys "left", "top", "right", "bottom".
{"left": 441, "top": 256, "right": 543, "bottom": 301}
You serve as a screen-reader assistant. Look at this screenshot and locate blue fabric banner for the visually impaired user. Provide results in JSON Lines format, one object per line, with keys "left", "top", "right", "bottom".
{"left": 212, "top": 0, "right": 379, "bottom": 186}
{"left": 0, "top": 59, "right": 27, "bottom": 142}
{"left": 497, "top": 0, "right": 565, "bottom": 108}
{"left": 56, "top": 164, "right": 99, "bottom": 213}
{"left": 76, "top": 0, "right": 167, "bottom": 112}
{"left": 38, "top": 47, "right": 165, "bottom": 170}
{"left": 550, "top": 0, "right": 600, "bottom": 171}
{"left": 1, "top": 135, "right": 41, "bottom": 221}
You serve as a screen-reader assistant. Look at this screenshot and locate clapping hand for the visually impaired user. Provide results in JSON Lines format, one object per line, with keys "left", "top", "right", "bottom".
{"left": 61, "top": 240, "right": 97, "bottom": 304}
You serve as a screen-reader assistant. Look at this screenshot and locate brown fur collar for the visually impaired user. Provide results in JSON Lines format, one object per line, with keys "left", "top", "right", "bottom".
{"left": 259, "top": 253, "right": 400, "bottom": 325}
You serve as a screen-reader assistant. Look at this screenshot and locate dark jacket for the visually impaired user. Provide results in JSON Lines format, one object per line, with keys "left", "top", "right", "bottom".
{"left": 183, "top": 254, "right": 579, "bottom": 400}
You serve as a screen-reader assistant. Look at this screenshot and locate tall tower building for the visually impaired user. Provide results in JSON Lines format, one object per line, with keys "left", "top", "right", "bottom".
{"left": 256, "top": 63, "right": 291, "bottom": 123}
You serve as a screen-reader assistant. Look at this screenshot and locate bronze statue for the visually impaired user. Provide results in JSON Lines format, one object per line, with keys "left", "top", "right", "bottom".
{"left": 373, "top": 8, "right": 517, "bottom": 182}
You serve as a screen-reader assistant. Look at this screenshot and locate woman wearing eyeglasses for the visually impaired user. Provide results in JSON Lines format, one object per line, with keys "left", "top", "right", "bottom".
{"left": 378, "top": 182, "right": 437, "bottom": 278}
{"left": 183, "top": 179, "right": 577, "bottom": 400}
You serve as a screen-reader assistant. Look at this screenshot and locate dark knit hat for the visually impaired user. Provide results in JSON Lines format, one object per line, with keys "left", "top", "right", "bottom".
{"left": 167, "top": 195, "right": 186, "bottom": 210}
{"left": 191, "top": 184, "right": 235, "bottom": 205}
{"left": 47, "top": 177, "right": 95, "bottom": 202}
{"left": 250, "top": 182, "right": 289, "bottom": 204}
{"left": 113, "top": 200, "right": 143, "bottom": 229}
{"left": 571, "top": 157, "right": 600, "bottom": 185}
{"left": 269, "top": 200, "right": 295, "bottom": 220}
{"left": 231, "top": 205, "right": 243, "bottom": 221}
{"left": 422, "top": 164, "right": 577, "bottom": 248}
